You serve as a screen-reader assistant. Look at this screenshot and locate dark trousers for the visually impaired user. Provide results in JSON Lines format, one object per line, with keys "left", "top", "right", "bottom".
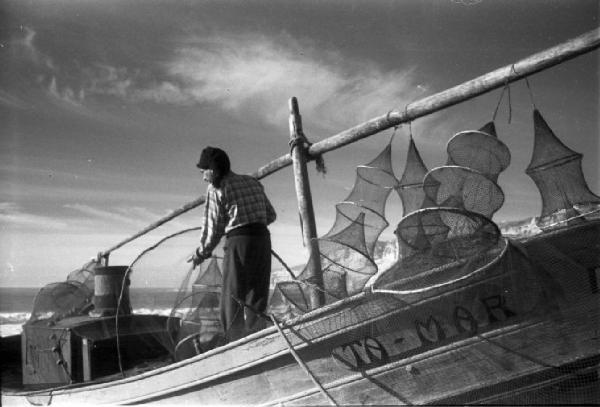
{"left": 220, "top": 228, "right": 271, "bottom": 341}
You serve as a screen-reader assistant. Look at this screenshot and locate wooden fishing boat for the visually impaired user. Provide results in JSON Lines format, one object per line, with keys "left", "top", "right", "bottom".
{"left": 2, "top": 28, "right": 599, "bottom": 406}
{"left": 2, "top": 220, "right": 598, "bottom": 405}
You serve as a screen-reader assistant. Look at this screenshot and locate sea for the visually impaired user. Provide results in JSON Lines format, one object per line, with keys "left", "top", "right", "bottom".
{"left": 0, "top": 287, "right": 182, "bottom": 337}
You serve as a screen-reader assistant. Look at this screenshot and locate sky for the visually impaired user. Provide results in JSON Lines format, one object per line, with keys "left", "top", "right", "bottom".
{"left": 1, "top": 0, "right": 598, "bottom": 287}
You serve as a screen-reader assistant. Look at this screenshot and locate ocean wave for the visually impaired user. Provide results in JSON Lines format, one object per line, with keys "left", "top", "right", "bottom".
{"left": 0, "top": 312, "right": 30, "bottom": 324}
{"left": 134, "top": 307, "right": 207, "bottom": 317}
{"left": 0, "top": 308, "right": 196, "bottom": 324}
{"left": 0, "top": 307, "right": 212, "bottom": 337}
{"left": 134, "top": 308, "right": 173, "bottom": 316}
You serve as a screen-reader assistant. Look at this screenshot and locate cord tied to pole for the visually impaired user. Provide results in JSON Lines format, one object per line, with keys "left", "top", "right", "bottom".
{"left": 288, "top": 105, "right": 327, "bottom": 175}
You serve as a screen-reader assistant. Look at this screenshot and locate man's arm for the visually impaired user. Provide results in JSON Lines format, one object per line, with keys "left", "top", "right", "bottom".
{"left": 196, "top": 187, "right": 227, "bottom": 261}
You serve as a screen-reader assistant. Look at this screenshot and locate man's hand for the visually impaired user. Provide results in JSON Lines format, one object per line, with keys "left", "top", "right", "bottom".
{"left": 187, "top": 249, "right": 206, "bottom": 268}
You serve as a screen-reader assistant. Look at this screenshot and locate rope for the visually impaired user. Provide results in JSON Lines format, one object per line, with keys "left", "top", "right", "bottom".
{"left": 493, "top": 64, "right": 537, "bottom": 125}
{"left": 225, "top": 297, "right": 336, "bottom": 404}
{"left": 271, "top": 249, "right": 298, "bottom": 280}
{"left": 290, "top": 130, "right": 327, "bottom": 175}
{"left": 114, "top": 227, "right": 203, "bottom": 376}
{"left": 492, "top": 79, "right": 510, "bottom": 123}
{"left": 511, "top": 64, "right": 537, "bottom": 109}
{"left": 506, "top": 79, "right": 513, "bottom": 123}
{"left": 389, "top": 124, "right": 398, "bottom": 144}
{"left": 404, "top": 104, "right": 414, "bottom": 139}
{"left": 269, "top": 315, "right": 338, "bottom": 406}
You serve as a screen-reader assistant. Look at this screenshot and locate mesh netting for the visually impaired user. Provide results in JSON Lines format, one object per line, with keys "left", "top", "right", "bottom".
{"left": 423, "top": 165, "right": 505, "bottom": 217}
{"left": 526, "top": 109, "right": 600, "bottom": 227}
{"left": 396, "top": 136, "right": 429, "bottom": 217}
{"left": 273, "top": 140, "right": 398, "bottom": 315}
{"left": 446, "top": 122, "right": 511, "bottom": 182}
{"left": 123, "top": 228, "right": 225, "bottom": 354}
{"left": 285, "top": 221, "right": 599, "bottom": 404}
{"left": 330, "top": 142, "right": 398, "bottom": 256}
{"left": 394, "top": 207, "right": 500, "bottom": 262}
{"left": 272, "top": 213, "right": 379, "bottom": 315}
{"left": 26, "top": 259, "right": 99, "bottom": 324}
{"left": 319, "top": 213, "right": 378, "bottom": 292}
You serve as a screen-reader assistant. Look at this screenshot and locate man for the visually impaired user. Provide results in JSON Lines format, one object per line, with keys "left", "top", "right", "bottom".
{"left": 191, "top": 147, "right": 276, "bottom": 341}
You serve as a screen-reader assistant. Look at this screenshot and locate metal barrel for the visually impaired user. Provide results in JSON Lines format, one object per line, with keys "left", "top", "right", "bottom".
{"left": 92, "top": 266, "right": 132, "bottom": 316}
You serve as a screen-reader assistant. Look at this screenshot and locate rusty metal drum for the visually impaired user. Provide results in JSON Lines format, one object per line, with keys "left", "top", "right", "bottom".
{"left": 92, "top": 266, "right": 132, "bottom": 316}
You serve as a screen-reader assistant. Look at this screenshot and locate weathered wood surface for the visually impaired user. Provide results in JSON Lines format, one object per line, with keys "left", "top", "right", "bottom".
{"left": 288, "top": 97, "right": 324, "bottom": 309}
{"left": 6, "top": 267, "right": 596, "bottom": 405}
{"left": 5, "top": 222, "right": 599, "bottom": 405}
{"left": 98, "top": 27, "right": 599, "bottom": 259}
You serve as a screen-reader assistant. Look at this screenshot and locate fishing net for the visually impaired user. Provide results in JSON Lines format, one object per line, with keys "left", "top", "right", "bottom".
{"left": 26, "top": 259, "right": 99, "bottom": 324}
{"left": 395, "top": 207, "right": 500, "bottom": 262}
{"left": 285, "top": 219, "right": 598, "bottom": 405}
{"left": 446, "top": 122, "right": 511, "bottom": 182}
{"left": 423, "top": 165, "right": 505, "bottom": 217}
{"left": 328, "top": 142, "right": 398, "bottom": 257}
{"left": 272, "top": 140, "right": 398, "bottom": 315}
{"left": 526, "top": 109, "right": 600, "bottom": 228}
{"left": 272, "top": 117, "right": 598, "bottom": 405}
{"left": 122, "top": 228, "right": 225, "bottom": 357}
{"left": 179, "top": 257, "right": 223, "bottom": 341}
{"left": 396, "top": 136, "right": 429, "bottom": 217}
{"left": 273, "top": 213, "right": 379, "bottom": 314}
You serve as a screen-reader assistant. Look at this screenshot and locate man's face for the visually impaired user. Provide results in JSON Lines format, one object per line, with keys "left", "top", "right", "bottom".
{"left": 200, "top": 168, "right": 216, "bottom": 184}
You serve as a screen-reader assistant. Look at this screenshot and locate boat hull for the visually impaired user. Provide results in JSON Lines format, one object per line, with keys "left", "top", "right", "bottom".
{"left": 2, "top": 221, "right": 599, "bottom": 405}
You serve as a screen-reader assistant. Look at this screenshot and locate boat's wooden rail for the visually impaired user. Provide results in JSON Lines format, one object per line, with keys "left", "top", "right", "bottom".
{"left": 6, "top": 221, "right": 599, "bottom": 405}
{"left": 97, "top": 27, "right": 600, "bottom": 268}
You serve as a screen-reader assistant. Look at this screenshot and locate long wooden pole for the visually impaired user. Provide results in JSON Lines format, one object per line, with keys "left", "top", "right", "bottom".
{"left": 99, "top": 27, "right": 599, "bottom": 258}
{"left": 99, "top": 196, "right": 206, "bottom": 260}
{"left": 288, "top": 97, "right": 324, "bottom": 309}
{"left": 308, "top": 28, "right": 600, "bottom": 158}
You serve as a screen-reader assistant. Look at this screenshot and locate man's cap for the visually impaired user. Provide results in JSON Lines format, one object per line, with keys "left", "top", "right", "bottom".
{"left": 197, "top": 147, "right": 231, "bottom": 174}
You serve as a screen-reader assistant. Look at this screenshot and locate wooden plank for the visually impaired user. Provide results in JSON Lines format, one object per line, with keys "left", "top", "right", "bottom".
{"left": 4, "top": 292, "right": 598, "bottom": 406}
{"left": 288, "top": 97, "right": 324, "bottom": 308}
{"left": 272, "top": 300, "right": 599, "bottom": 406}
{"left": 11, "top": 238, "right": 597, "bottom": 405}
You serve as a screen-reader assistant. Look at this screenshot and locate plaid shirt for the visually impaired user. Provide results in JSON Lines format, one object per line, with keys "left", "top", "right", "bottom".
{"left": 198, "top": 172, "right": 276, "bottom": 258}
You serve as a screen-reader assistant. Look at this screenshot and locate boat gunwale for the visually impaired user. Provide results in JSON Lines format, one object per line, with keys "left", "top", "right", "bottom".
{"left": 3, "top": 239, "right": 545, "bottom": 401}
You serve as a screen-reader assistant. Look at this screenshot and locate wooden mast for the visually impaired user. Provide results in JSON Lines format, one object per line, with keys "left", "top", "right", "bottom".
{"left": 288, "top": 97, "right": 324, "bottom": 309}
{"left": 99, "top": 27, "right": 600, "bottom": 260}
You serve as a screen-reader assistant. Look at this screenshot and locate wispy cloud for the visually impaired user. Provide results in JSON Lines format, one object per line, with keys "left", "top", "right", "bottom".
{"left": 63, "top": 204, "right": 189, "bottom": 231}
{"left": 11, "top": 24, "right": 425, "bottom": 133}
{"left": 17, "top": 28, "right": 424, "bottom": 132}
{"left": 160, "top": 33, "right": 424, "bottom": 131}
{"left": 0, "top": 202, "right": 68, "bottom": 230}
{"left": 0, "top": 90, "right": 31, "bottom": 110}
{"left": 12, "top": 26, "right": 56, "bottom": 70}
{"left": 47, "top": 77, "right": 84, "bottom": 105}
{"left": 84, "top": 64, "right": 133, "bottom": 99}
{"left": 64, "top": 204, "right": 149, "bottom": 227}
